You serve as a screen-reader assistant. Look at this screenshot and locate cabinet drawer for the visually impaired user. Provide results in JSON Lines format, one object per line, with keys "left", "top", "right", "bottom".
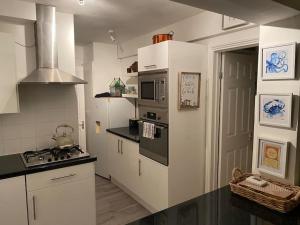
{"left": 138, "top": 42, "right": 168, "bottom": 72}
{"left": 26, "top": 163, "right": 95, "bottom": 191}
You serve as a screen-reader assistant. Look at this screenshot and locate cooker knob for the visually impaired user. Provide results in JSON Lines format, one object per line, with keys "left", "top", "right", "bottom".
{"left": 48, "top": 158, "right": 52, "bottom": 162}
{"left": 60, "top": 156, "right": 65, "bottom": 160}
{"left": 54, "top": 157, "right": 58, "bottom": 161}
{"left": 157, "top": 117, "right": 161, "bottom": 120}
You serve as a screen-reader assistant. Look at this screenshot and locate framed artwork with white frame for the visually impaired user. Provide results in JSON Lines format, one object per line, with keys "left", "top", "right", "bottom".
{"left": 262, "top": 42, "right": 296, "bottom": 80}
{"left": 257, "top": 137, "right": 289, "bottom": 178}
{"left": 259, "top": 93, "right": 293, "bottom": 128}
{"left": 178, "top": 72, "right": 201, "bottom": 110}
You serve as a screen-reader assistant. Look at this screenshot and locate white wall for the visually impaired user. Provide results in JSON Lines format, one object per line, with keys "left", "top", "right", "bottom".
{"left": 252, "top": 20, "right": 300, "bottom": 185}
{"left": 0, "top": 11, "right": 79, "bottom": 155}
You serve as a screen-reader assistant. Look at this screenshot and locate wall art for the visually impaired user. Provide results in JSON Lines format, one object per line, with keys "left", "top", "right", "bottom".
{"left": 257, "top": 137, "right": 289, "bottom": 178}
{"left": 262, "top": 42, "right": 296, "bottom": 80}
{"left": 259, "top": 93, "right": 292, "bottom": 128}
{"left": 178, "top": 72, "right": 201, "bottom": 110}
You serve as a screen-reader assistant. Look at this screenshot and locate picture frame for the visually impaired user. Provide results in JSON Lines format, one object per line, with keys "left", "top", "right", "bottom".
{"left": 261, "top": 42, "right": 296, "bottom": 80}
{"left": 257, "top": 137, "right": 289, "bottom": 178}
{"left": 222, "top": 15, "right": 248, "bottom": 30}
{"left": 259, "top": 93, "right": 293, "bottom": 128}
{"left": 178, "top": 72, "right": 201, "bottom": 110}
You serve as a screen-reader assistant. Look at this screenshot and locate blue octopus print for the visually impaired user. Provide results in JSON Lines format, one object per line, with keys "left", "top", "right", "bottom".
{"left": 266, "top": 51, "right": 289, "bottom": 74}
{"left": 263, "top": 99, "right": 285, "bottom": 118}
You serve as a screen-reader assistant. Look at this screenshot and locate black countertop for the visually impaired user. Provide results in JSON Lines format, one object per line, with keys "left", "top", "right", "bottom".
{"left": 0, "top": 153, "right": 97, "bottom": 180}
{"left": 128, "top": 186, "right": 300, "bottom": 225}
{"left": 107, "top": 127, "right": 140, "bottom": 143}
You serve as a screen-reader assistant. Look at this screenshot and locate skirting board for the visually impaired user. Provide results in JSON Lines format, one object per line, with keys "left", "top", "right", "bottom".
{"left": 111, "top": 177, "right": 157, "bottom": 213}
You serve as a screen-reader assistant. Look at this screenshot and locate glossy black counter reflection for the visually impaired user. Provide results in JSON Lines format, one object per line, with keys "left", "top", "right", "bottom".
{"left": 107, "top": 127, "right": 140, "bottom": 143}
{"left": 128, "top": 186, "right": 300, "bottom": 225}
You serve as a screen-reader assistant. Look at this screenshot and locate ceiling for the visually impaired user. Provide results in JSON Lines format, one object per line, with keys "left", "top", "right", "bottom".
{"left": 21, "top": 0, "right": 201, "bottom": 44}
{"left": 172, "top": 0, "right": 300, "bottom": 25}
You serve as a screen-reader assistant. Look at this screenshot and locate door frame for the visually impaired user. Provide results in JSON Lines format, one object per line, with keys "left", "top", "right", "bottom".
{"left": 206, "top": 38, "right": 259, "bottom": 191}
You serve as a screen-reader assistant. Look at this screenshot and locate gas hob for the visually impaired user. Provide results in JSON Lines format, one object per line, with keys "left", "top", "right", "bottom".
{"left": 21, "top": 145, "right": 90, "bottom": 168}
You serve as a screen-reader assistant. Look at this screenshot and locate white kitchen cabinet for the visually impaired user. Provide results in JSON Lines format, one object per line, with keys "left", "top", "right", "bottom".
{"left": 137, "top": 155, "right": 168, "bottom": 212}
{"left": 0, "top": 32, "right": 19, "bottom": 114}
{"left": 0, "top": 176, "right": 28, "bottom": 225}
{"left": 107, "top": 133, "right": 139, "bottom": 191}
{"left": 138, "top": 41, "right": 168, "bottom": 72}
{"left": 27, "top": 163, "right": 96, "bottom": 225}
{"left": 107, "top": 133, "right": 168, "bottom": 212}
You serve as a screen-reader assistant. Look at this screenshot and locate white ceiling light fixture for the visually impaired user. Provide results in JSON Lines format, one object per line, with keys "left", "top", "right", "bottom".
{"left": 78, "top": 0, "right": 85, "bottom": 6}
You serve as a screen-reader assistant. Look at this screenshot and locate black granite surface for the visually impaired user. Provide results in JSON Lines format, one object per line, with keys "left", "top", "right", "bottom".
{"left": 128, "top": 186, "right": 300, "bottom": 225}
{"left": 107, "top": 127, "right": 140, "bottom": 143}
{"left": 0, "top": 154, "right": 97, "bottom": 180}
{"left": 0, "top": 154, "right": 27, "bottom": 180}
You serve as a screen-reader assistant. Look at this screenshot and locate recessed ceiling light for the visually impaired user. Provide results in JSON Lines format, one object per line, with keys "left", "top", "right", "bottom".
{"left": 78, "top": 0, "right": 85, "bottom": 6}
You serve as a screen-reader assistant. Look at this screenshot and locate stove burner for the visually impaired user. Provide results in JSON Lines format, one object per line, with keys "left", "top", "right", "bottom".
{"left": 22, "top": 145, "right": 89, "bottom": 167}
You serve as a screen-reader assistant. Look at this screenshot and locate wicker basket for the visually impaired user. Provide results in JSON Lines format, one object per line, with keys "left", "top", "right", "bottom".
{"left": 229, "top": 168, "right": 300, "bottom": 213}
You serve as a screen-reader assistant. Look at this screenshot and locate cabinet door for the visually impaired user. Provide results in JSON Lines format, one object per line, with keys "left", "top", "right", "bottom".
{"left": 107, "top": 133, "right": 122, "bottom": 181}
{"left": 0, "top": 32, "right": 19, "bottom": 113}
{"left": 0, "top": 176, "right": 28, "bottom": 225}
{"left": 137, "top": 156, "right": 168, "bottom": 212}
{"left": 138, "top": 42, "right": 168, "bottom": 72}
{"left": 27, "top": 176, "right": 96, "bottom": 225}
{"left": 119, "top": 138, "right": 139, "bottom": 193}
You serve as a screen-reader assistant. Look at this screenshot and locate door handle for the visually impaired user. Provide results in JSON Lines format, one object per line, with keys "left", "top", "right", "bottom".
{"left": 33, "top": 195, "right": 37, "bottom": 220}
{"left": 248, "top": 132, "right": 253, "bottom": 142}
{"left": 138, "top": 159, "right": 142, "bottom": 176}
{"left": 50, "top": 173, "right": 77, "bottom": 181}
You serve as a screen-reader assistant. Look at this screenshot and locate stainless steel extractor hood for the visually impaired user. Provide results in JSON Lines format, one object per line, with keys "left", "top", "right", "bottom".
{"left": 20, "top": 4, "right": 87, "bottom": 85}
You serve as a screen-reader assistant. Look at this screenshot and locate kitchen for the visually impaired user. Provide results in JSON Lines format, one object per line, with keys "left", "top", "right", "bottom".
{"left": 0, "top": 0, "right": 300, "bottom": 225}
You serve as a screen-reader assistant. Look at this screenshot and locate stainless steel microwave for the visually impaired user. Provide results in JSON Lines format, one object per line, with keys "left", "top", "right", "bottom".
{"left": 138, "top": 69, "right": 168, "bottom": 107}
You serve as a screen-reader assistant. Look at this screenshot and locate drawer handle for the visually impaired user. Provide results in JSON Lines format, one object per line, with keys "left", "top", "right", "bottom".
{"left": 33, "top": 195, "right": 37, "bottom": 220}
{"left": 50, "top": 173, "right": 77, "bottom": 181}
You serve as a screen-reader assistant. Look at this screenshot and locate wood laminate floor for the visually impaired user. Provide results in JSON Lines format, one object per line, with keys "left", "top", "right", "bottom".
{"left": 95, "top": 175, "right": 150, "bottom": 225}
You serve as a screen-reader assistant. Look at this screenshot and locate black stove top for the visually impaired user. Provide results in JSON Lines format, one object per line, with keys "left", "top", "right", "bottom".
{"left": 21, "top": 145, "right": 90, "bottom": 167}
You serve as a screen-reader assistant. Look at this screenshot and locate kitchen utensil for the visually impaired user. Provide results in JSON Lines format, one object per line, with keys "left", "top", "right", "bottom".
{"left": 152, "top": 31, "right": 174, "bottom": 44}
{"left": 129, "top": 118, "right": 139, "bottom": 130}
{"left": 52, "top": 124, "right": 75, "bottom": 149}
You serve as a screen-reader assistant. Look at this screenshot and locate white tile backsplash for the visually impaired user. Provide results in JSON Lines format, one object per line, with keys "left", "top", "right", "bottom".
{"left": 0, "top": 85, "right": 79, "bottom": 155}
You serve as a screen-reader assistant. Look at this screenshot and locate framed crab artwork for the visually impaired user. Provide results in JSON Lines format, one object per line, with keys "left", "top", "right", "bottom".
{"left": 259, "top": 93, "right": 293, "bottom": 128}
{"left": 262, "top": 42, "right": 296, "bottom": 80}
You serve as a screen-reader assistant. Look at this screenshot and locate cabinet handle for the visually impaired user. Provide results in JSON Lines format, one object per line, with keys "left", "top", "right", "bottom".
{"left": 144, "top": 64, "right": 157, "bottom": 69}
{"left": 50, "top": 173, "right": 77, "bottom": 181}
{"left": 117, "top": 140, "right": 120, "bottom": 153}
{"left": 120, "top": 140, "right": 123, "bottom": 154}
{"left": 33, "top": 195, "right": 37, "bottom": 220}
{"left": 138, "top": 159, "right": 142, "bottom": 176}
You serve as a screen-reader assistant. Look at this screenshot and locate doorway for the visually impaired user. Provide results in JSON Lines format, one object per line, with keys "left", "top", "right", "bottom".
{"left": 217, "top": 47, "right": 258, "bottom": 187}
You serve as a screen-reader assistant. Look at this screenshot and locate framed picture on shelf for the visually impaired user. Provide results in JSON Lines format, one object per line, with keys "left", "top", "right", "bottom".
{"left": 259, "top": 93, "right": 293, "bottom": 128}
{"left": 222, "top": 15, "right": 248, "bottom": 30}
{"left": 262, "top": 42, "right": 296, "bottom": 80}
{"left": 178, "top": 72, "right": 201, "bottom": 110}
{"left": 257, "top": 137, "right": 289, "bottom": 178}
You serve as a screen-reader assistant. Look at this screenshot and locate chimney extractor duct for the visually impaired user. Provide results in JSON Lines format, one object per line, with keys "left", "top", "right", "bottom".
{"left": 20, "top": 4, "right": 87, "bottom": 84}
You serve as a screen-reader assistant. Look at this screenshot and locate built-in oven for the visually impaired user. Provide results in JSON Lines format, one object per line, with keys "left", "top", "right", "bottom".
{"left": 139, "top": 106, "right": 168, "bottom": 166}
{"left": 138, "top": 69, "right": 168, "bottom": 107}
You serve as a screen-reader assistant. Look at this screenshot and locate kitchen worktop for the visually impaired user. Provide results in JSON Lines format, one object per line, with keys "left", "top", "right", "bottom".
{"left": 107, "top": 127, "right": 140, "bottom": 143}
{"left": 0, "top": 153, "right": 97, "bottom": 180}
{"left": 128, "top": 186, "right": 300, "bottom": 225}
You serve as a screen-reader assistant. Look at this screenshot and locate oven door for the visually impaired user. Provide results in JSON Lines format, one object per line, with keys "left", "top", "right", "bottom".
{"left": 139, "top": 122, "right": 168, "bottom": 166}
{"left": 138, "top": 70, "right": 168, "bottom": 107}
